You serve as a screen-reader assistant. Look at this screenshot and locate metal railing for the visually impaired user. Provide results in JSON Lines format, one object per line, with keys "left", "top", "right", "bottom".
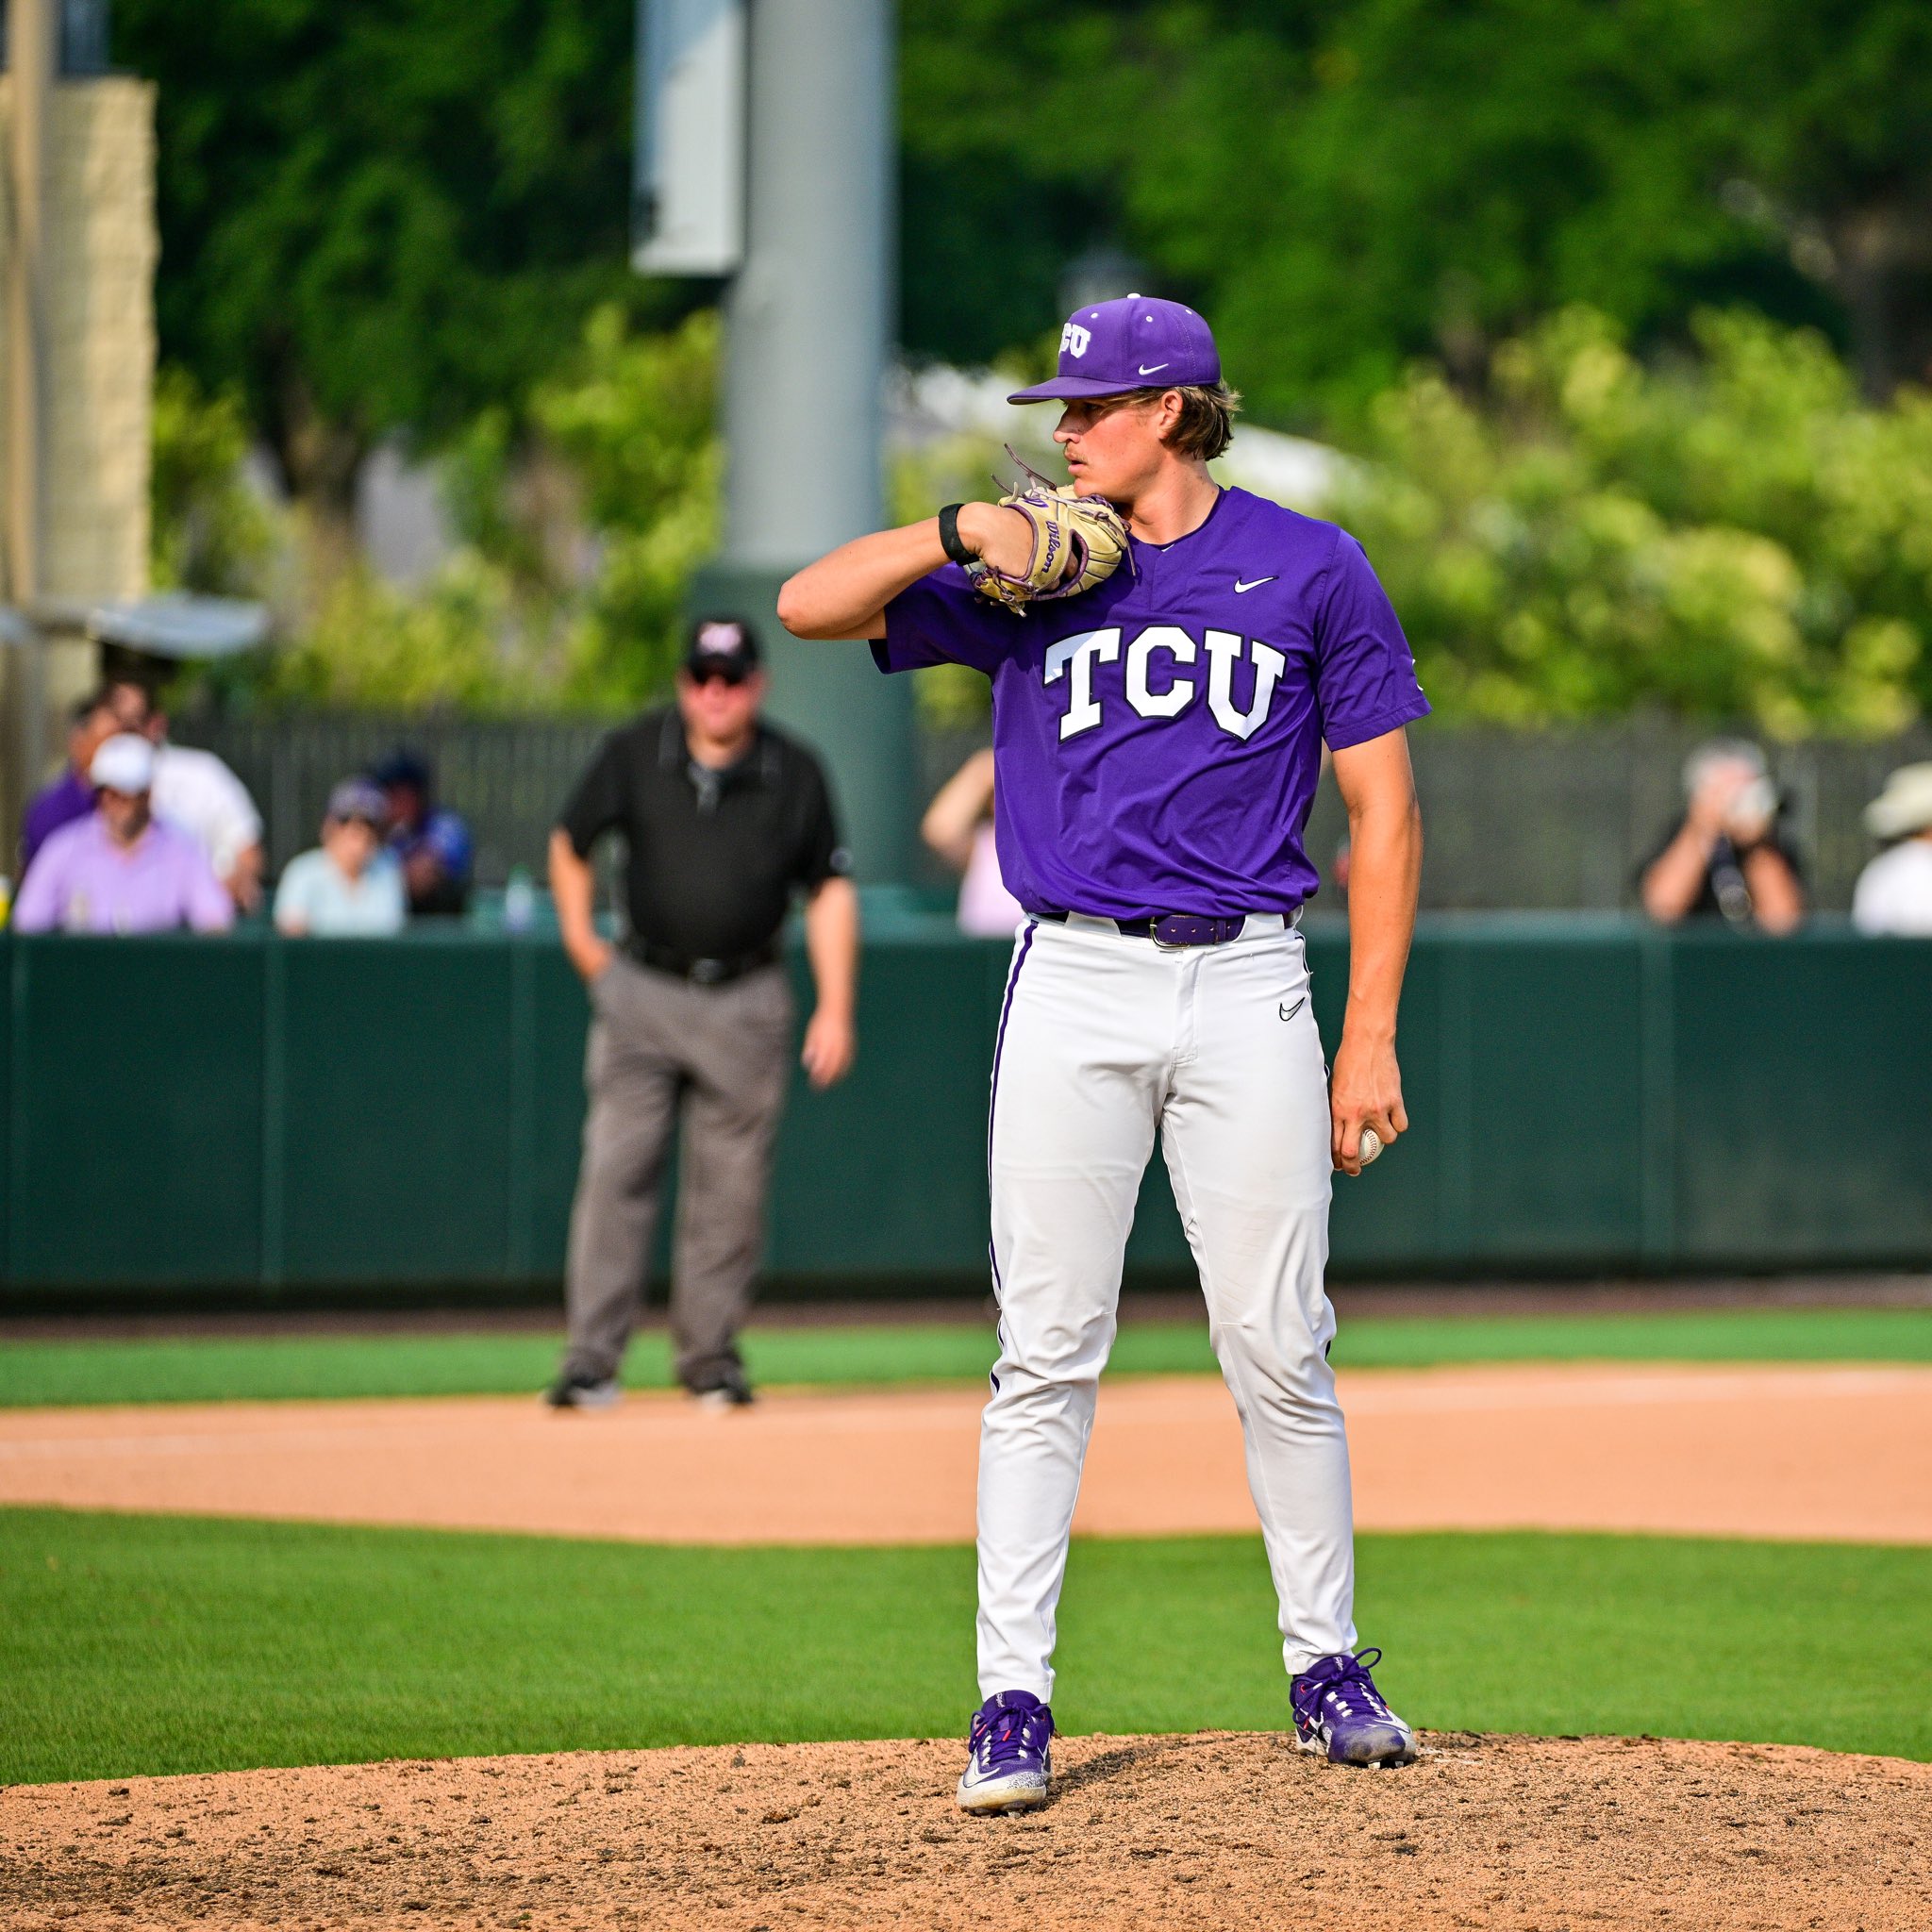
{"left": 172, "top": 709, "right": 1932, "bottom": 912}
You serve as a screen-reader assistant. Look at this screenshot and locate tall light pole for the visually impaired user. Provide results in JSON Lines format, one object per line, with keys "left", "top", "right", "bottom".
{"left": 639, "top": 0, "right": 912, "bottom": 881}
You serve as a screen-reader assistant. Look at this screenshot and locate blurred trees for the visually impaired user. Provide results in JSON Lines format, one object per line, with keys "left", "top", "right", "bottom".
{"left": 123, "top": 0, "right": 1932, "bottom": 721}
{"left": 149, "top": 370, "right": 281, "bottom": 599}
{"left": 193, "top": 309, "right": 720, "bottom": 715}
{"left": 899, "top": 0, "right": 1932, "bottom": 417}
{"left": 1336, "top": 309, "right": 1932, "bottom": 729}
{"left": 116, "top": 0, "right": 674, "bottom": 580}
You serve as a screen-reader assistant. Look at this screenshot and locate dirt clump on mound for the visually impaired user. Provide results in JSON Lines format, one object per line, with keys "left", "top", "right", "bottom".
{"left": 5, "top": 1731, "right": 1927, "bottom": 1931}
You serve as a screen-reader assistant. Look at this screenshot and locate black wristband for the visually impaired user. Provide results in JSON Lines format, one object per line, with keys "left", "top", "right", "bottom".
{"left": 938, "top": 503, "right": 975, "bottom": 568}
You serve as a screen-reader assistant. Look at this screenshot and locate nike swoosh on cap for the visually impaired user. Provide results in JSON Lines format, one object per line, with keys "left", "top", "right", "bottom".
{"left": 1234, "top": 576, "right": 1276, "bottom": 592}
{"left": 1138, "top": 362, "right": 1170, "bottom": 375}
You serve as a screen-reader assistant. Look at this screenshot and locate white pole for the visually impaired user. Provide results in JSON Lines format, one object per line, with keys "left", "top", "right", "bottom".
{"left": 703, "top": 0, "right": 912, "bottom": 878}
{"left": 722, "top": 0, "right": 891, "bottom": 562}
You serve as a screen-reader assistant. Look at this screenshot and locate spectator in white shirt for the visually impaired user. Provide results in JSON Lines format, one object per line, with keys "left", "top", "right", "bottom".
{"left": 142, "top": 700, "right": 266, "bottom": 913}
{"left": 275, "top": 780, "right": 408, "bottom": 938}
{"left": 1852, "top": 763, "right": 1932, "bottom": 938}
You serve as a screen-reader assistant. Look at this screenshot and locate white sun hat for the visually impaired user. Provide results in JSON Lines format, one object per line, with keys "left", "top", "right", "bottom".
{"left": 1864, "top": 762, "right": 1932, "bottom": 841}
{"left": 89, "top": 732, "right": 156, "bottom": 794}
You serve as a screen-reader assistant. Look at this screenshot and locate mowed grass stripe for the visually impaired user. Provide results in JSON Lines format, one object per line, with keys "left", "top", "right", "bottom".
{"left": 2, "top": 1506, "right": 1927, "bottom": 1785}
{"left": 2, "top": 1306, "right": 1929, "bottom": 1409}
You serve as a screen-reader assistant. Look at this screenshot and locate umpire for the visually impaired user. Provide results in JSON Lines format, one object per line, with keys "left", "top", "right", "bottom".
{"left": 545, "top": 618, "right": 858, "bottom": 1409}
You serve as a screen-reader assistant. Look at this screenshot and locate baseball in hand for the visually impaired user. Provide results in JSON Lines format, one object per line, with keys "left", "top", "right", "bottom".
{"left": 1357, "top": 1126, "right": 1383, "bottom": 1168}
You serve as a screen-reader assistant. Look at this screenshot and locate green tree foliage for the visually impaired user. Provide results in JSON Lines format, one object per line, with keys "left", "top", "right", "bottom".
{"left": 898, "top": 0, "right": 1932, "bottom": 416}
{"left": 531, "top": 306, "right": 724, "bottom": 706}
{"left": 1336, "top": 309, "right": 1932, "bottom": 730}
{"left": 227, "top": 308, "right": 720, "bottom": 715}
{"left": 116, "top": 0, "right": 672, "bottom": 539}
{"left": 149, "top": 369, "right": 281, "bottom": 597}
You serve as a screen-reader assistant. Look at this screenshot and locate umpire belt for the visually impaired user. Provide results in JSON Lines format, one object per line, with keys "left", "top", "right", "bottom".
{"left": 626, "top": 938, "right": 779, "bottom": 986}
{"left": 1029, "top": 906, "right": 1299, "bottom": 947}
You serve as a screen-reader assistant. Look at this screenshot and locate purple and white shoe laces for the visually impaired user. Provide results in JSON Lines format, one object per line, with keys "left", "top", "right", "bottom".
{"left": 1291, "top": 1647, "right": 1414, "bottom": 1763}
{"left": 967, "top": 1690, "right": 1054, "bottom": 1778}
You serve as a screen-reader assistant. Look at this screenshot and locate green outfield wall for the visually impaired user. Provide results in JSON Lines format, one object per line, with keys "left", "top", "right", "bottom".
{"left": 2, "top": 916, "right": 1928, "bottom": 1296}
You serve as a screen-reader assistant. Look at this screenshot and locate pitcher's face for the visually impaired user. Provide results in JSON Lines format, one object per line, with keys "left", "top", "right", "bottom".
{"left": 1054, "top": 392, "right": 1175, "bottom": 505}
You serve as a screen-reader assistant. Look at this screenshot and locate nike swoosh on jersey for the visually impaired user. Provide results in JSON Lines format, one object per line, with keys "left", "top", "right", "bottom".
{"left": 1235, "top": 576, "right": 1276, "bottom": 592}
{"left": 1137, "top": 362, "right": 1170, "bottom": 375}
{"left": 1279, "top": 996, "right": 1307, "bottom": 1022}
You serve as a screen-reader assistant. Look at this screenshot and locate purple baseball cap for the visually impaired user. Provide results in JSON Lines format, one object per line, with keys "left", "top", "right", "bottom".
{"left": 1008, "top": 294, "right": 1221, "bottom": 404}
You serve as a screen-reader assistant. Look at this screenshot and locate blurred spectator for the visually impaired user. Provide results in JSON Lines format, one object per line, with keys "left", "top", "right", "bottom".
{"left": 1852, "top": 764, "right": 1932, "bottom": 938}
{"left": 544, "top": 618, "right": 858, "bottom": 1410}
{"left": 373, "top": 750, "right": 474, "bottom": 917}
{"left": 1640, "top": 739, "right": 1805, "bottom": 935}
{"left": 142, "top": 698, "right": 266, "bottom": 913}
{"left": 101, "top": 675, "right": 152, "bottom": 734}
{"left": 274, "top": 780, "right": 408, "bottom": 938}
{"left": 921, "top": 747, "right": 1024, "bottom": 938}
{"left": 19, "top": 691, "right": 120, "bottom": 875}
{"left": 12, "top": 736, "right": 232, "bottom": 935}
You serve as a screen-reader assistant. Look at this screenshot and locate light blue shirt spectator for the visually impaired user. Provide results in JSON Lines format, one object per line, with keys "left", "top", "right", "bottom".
{"left": 274, "top": 780, "right": 409, "bottom": 938}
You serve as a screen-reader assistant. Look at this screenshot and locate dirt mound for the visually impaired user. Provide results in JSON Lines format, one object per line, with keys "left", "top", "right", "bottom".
{"left": 5, "top": 1731, "right": 1927, "bottom": 1930}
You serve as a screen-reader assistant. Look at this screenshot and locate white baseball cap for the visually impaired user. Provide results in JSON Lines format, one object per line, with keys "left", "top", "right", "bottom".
{"left": 90, "top": 732, "right": 156, "bottom": 794}
{"left": 1865, "top": 762, "right": 1932, "bottom": 841}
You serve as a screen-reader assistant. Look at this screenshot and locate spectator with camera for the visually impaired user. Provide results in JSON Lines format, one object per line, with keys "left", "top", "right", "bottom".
{"left": 372, "top": 750, "right": 475, "bottom": 918}
{"left": 1640, "top": 739, "right": 1805, "bottom": 934}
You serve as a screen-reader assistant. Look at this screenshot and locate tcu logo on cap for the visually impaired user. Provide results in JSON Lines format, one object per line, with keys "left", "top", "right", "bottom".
{"left": 1059, "top": 323, "right": 1091, "bottom": 358}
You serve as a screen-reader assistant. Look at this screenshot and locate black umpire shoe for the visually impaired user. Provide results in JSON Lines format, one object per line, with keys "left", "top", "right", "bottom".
{"left": 543, "top": 1371, "right": 621, "bottom": 1409}
{"left": 689, "top": 1362, "right": 755, "bottom": 1409}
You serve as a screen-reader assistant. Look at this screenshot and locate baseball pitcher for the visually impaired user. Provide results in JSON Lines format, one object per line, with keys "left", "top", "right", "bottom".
{"left": 779, "top": 295, "right": 1428, "bottom": 1810}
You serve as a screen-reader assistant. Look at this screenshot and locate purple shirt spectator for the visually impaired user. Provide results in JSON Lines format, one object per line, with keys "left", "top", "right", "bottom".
{"left": 11, "top": 813, "right": 234, "bottom": 935}
{"left": 19, "top": 769, "right": 95, "bottom": 877}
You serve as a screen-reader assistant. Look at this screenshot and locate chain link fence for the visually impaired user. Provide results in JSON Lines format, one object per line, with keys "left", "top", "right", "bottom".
{"left": 175, "top": 709, "right": 1932, "bottom": 912}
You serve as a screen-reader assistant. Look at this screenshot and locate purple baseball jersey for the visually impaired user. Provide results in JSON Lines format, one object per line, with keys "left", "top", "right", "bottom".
{"left": 874, "top": 485, "right": 1428, "bottom": 918}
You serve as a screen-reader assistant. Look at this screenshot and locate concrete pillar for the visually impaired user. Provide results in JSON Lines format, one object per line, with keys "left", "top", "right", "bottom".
{"left": 693, "top": 0, "right": 913, "bottom": 881}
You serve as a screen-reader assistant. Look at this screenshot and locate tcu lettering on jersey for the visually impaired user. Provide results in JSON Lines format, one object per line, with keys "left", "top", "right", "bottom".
{"left": 1044, "top": 625, "right": 1288, "bottom": 742}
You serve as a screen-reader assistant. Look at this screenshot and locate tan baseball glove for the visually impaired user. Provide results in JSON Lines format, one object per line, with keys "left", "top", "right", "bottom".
{"left": 965, "top": 451, "right": 1134, "bottom": 613}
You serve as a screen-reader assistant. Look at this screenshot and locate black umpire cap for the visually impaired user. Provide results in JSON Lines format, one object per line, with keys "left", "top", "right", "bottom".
{"left": 683, "top": 618, "right": 761, "bottom": 684}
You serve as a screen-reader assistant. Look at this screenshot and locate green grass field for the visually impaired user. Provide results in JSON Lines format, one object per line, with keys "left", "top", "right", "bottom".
{"left": 3, "top": 1506, "right": 1926, "bottom": 1785}
{"left": 4, "top": 1305, "right": 1928, "bottom": 1407}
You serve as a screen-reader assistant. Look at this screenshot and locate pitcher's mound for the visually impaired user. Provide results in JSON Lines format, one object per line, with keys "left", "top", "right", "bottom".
{"left": 7, "top": 1731, "right": 1928, "bottom": 1930}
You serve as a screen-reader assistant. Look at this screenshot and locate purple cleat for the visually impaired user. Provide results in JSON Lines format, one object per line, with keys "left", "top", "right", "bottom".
{"left": 1292, "top": 1648, "right": 1417, "bottom": 1768}
{"left": 956, "top": 1690, "right": 1054, "bottom": 1814}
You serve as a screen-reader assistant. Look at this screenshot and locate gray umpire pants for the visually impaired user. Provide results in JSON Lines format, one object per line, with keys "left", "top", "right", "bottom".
{"left": 562, "top": 954, "right": 793, "bottom": 1390}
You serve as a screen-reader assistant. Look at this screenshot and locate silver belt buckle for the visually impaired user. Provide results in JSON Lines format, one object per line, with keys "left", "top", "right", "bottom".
{"left": 691, "top": 958, "right": 726, "bottom": 985}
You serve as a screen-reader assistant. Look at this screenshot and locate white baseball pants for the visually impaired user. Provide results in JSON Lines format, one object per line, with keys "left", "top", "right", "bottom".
{"left": 979, "top": 911, "right": 1357, "bottom": 1700}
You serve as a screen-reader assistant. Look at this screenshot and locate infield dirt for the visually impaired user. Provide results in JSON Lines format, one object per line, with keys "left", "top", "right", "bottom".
{"left": 4, "top": 1361, "right": 1929, "bottom": 1544}
{"left": 7, "top": 1731, "right": 1929, "bottom": 1930}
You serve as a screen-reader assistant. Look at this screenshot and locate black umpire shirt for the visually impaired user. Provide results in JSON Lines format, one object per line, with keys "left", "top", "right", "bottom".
{"left": 558, "top": 708, "right": 849, "bottom": 967}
